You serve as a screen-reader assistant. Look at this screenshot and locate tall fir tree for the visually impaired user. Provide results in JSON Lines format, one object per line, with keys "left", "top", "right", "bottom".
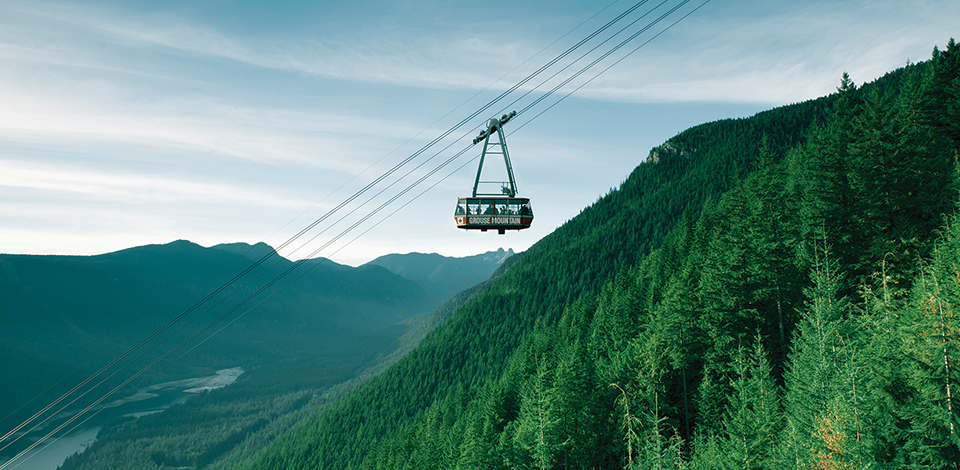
{"left": 797, "top": 74, "right": 866, "bottom": 295}
{"left": 922, "top": 38, "right": 960, "bottom": 147}
{"left": 548, "top": 338, "right": 606, "bottom": 470}
{"left": 719, "top": 336, "right": 782, "bottom": 470}
{"left": 780, "top": 243, "right": 861, "bottom": 469}
{"left": 631, "top": 328, "right": 685, "bottom": 470}
{"left": 512, "top": 358, "right": 561, "bottom": 470}
{"left": 896, "top": 217, "right": 960, "bottom": 468}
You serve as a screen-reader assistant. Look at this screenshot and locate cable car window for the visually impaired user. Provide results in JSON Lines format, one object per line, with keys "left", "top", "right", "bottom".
{"left": 520, "top": 201, "right": 533, "bottom": 216}
{"left": 455, "top": 202, "right": 465, "bottom": 215}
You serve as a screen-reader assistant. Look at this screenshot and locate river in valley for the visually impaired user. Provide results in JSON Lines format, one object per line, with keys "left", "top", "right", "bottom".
{"left": 0, "top": 367, "right": 243, "bottom": 470}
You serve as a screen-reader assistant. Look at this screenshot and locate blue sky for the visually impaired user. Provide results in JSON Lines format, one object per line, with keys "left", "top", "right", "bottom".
{"left": 1, "top": 0, "right": 957, "bottom": 266}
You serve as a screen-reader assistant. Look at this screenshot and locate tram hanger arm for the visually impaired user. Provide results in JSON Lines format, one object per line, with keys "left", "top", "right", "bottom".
{"left": 472, "top": 110, "right": 517, "bottom": 145}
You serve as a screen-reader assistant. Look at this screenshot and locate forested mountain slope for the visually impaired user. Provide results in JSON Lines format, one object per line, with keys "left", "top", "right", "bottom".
{"left": 1, "top": 240, "right": 503, "bottom": 468}
{"left": 0, "top": 241, "right": 416, "bottom": 418}
{"left": 56, "top": 271, "right": 501, "bottom": 470}
{"left": 237, "top": 43, "right": 936, "bottom": 470}
{"left": 355, "top": 39, "right": 960, "bottom": 469}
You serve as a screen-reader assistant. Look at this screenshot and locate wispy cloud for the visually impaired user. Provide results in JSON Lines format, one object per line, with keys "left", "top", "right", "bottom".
{"left": 549, "top": 0, "right": 960, "bottom": 104}
{"left": 2, "top": 1, "right": 524, "bottom": 91}
{"left": 5, "top": 0, "right": 956, "bottom": 106}
{"left": 0, "top": 159, "right": 312, "bottom": 207}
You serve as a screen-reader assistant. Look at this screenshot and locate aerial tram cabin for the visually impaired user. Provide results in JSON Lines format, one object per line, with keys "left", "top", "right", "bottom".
{"left": 454, "top": 111, "right": 533, "bottom": 234}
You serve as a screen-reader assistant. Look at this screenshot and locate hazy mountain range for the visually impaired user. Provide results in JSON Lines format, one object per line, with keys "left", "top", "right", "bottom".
{"left": 0, "top": 241, "right": 512, "bottom": 426}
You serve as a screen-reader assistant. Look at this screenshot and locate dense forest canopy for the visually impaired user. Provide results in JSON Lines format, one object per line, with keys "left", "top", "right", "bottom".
{"left": 350, "top": 38, "right": 960, "bottom": 470}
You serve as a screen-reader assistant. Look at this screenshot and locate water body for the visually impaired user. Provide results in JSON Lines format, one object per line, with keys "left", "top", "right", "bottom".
{"left": 0, "top": 367, "right": 243, "bottom": 470}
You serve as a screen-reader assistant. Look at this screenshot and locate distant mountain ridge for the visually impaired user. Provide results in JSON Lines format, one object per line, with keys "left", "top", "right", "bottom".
{"left": 364, "top": 248, "right": 514, "bottom": 304}
{"left": 0, "top": 240, "right": 503, "bottom": 430}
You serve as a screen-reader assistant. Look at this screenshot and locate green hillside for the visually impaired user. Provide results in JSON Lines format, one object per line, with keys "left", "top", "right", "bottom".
{"left": 233, "top": 43, "right": 948, "bottom": 470}
{"left": 347, "top": 39, "right": 960, "bottom": 469}
{"left": 54, "top": 277, "right": 500, "bottom": 470}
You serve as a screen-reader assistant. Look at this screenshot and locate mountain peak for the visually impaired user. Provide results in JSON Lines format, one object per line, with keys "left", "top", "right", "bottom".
{"left": 210, "top": 242, "right": 280, "bottom": 261}
{"left": 483, "top": 248, "right": 514, "bottom": 265}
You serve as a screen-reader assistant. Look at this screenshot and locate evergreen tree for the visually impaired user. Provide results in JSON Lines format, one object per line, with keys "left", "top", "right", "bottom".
{"left": 611, "top": 383, "right": 641, "bottom": 470}
{"left": 688, "top": 432, "right": 725, "bottom": 470}
{"left": 631, "top": 328, "right": 684, "bottom": 470}
{"left": 589, "top": 271, "right": 642, "bottom": 379}
{"left": 548, "top": 338, "right": 606, "bottom": 470}
{"left": 456, "top": 384, "right": 509, "bottom": 470}
{"left": 852, "top": 291, "right": 911, "bottom": 468}
{"left": 780, "top": 244, "right": 860, "bottom": 469}
{"left": 798, "top": 74, "right": 867, "bottom": 294}
{"left": 744, "top": 142, "right": 805, "bottom": 371}
{"left": 896, "top": 219, "right": 960, "bottom": 468}
{"left": 922, "top": 38, "right": 960, "bottom": 147}
{"left": 512, "top": 358, "right": 561, "bottom": 470}
{"left": 719, "top": 336, "right": 781, "bottom": 470}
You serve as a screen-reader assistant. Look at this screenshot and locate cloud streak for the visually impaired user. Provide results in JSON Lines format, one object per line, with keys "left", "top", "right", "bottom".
{"left": 564, "top": 0, "right": 960, "bottom": 104}
{"left": 0, "top": 159, "right": 312, "bottom": 207}
{"left": 7, "top": 0, "right": 956, "bottom": 105}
